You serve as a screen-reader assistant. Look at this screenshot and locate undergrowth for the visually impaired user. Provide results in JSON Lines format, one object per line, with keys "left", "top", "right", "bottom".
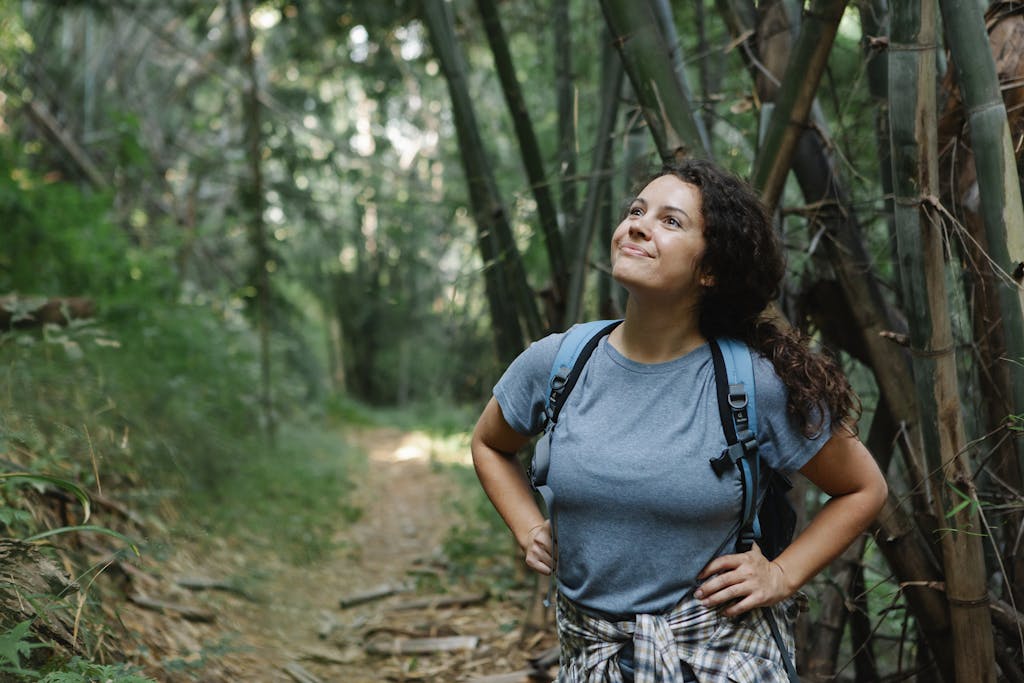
{"left": 0, "top": 299, "right": 366, "bottom": 678}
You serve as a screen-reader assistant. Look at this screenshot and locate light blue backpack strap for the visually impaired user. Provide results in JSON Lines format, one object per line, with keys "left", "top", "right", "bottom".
{"left": 543, "top": 319, "right": 622, "bottom": 424}
{"left": 718, "top": 338, "right": 762, "bottom": 545}
{"left": 718, "top": 339, "right": 799, "bottom": 683}
{"left": 718, "top": 337, "right": 757, "bottom": 431}
{"left": 534, "top": 319, "right": 621, "bottom": 607}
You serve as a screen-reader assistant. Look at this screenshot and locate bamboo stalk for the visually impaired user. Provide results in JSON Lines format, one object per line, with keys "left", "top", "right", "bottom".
{"left": 889, "top": 2, "right": 996, "bottom": 680}
{"left": 476, "top": 0, "right": 568, "bottom": 324}
{"left": 749, "top": 0, "right": 848, "bottom": 213}
{"left": 564, "top": 39, "right": 623, "bottom": 324}
{"left": 600, "top": 0, "right": 711, "bottom": 162}
{"left": 940, "top": 0, "right": 1024, "bottom": 611}
{"left": 422, "top": 0, "right": 536, "bottom": 360}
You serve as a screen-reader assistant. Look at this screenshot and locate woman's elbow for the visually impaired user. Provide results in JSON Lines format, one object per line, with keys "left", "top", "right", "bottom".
{"left": 865, "top": 467, "right": 888, "bottom": 519}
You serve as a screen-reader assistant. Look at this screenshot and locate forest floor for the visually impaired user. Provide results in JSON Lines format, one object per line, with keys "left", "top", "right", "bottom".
{"left": 117, "top": 426, "right": 558, "bottom": 682}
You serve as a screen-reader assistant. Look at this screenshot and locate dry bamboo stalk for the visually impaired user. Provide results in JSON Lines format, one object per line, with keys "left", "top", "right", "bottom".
{"left": 127, "top": 593, "right": 215, "bottom": 623}
{"left": 339, "top": 582, "right": 408, "bottom": 608}
{"left": 465, "top": 671, "right": 551, "bottom": 683}
{"left": 365, "top": 635, "right": 480, "bottom": 655}
{"left": 387, "top": 592, "right": 487, "bottom": 611}
{"left": 282, "top": 662, "right": 323, "bottom": 683}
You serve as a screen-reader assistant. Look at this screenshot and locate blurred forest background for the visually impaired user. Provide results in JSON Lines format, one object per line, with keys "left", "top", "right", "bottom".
{"left": 1, "top": 0, "right": 1023, "bottom": 681}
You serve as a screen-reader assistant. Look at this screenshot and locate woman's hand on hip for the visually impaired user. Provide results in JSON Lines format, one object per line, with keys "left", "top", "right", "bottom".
{"left": 522, "top": 520, "right": 554, "bottom": 575}
{"left": 694, "top": 543, "right": 793, "bottom": 617}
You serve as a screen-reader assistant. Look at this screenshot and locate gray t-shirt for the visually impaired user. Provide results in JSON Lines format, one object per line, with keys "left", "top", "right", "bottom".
{"left": 493, "top": 328, "right": 830, "bottom": 618}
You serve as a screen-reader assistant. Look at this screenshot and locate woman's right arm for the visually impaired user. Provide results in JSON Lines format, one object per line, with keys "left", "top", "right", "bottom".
{"left": 471, "top": 397, "right": 553, "bottom": 575}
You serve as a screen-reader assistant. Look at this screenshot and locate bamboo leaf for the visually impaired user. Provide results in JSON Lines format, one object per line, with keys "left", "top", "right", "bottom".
{"left": 0, "top": 473, "right": 91, "bottom": 524}
{"left": 23, "top": 525, "right": 140, "bottom": 556}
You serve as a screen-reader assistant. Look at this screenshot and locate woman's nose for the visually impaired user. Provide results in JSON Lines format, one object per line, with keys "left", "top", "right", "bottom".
{"left": 628, "top": 217, "right": 650, "bottom": 238}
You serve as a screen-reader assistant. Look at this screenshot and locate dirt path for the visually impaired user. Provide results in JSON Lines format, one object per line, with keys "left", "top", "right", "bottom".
{"left": 123, "top": 426, "right": 555, "bottom": 682}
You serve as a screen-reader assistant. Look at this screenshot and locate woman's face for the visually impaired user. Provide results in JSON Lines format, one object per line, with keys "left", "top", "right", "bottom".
{"left": 610, "top": 174, "right": 708, "bottom": 300}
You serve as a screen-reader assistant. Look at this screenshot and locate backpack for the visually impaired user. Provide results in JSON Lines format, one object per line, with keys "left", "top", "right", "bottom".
{"left": 530, "top": 319, "right": 800, "bottom": 682}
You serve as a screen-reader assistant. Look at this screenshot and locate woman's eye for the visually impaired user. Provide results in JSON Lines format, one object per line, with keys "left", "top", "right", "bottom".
{"left": 665, "top": 216, "right": 680, "bottom": 227}
{"left": 629, "top": 207, "right": 643, "bottom": 216}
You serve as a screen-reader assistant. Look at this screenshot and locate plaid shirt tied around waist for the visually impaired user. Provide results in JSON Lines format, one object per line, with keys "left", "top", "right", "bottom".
{"left": 555, "top": 590, "right": 799, "bottom": 683}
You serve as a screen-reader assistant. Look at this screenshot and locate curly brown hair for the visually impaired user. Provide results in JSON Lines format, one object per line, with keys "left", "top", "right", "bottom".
{"left": 651, "top": 158, "right": 859, "bottom": 437}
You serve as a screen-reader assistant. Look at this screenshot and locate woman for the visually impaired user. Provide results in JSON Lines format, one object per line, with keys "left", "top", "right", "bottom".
{"left": 471, "top": 158, "right": 887, "bottom": 681}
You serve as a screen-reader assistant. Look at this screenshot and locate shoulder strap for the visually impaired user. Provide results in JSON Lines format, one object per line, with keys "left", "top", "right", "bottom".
{"left": 708, "top": 338, "right": 761, "bottom": 553}
{"left": 544, "top": 320, "right": 622, "bottom": 426}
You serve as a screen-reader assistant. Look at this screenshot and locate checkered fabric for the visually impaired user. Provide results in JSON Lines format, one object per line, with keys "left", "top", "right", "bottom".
{"left": 555, "top": 590, "right": 798, "bottom": 682}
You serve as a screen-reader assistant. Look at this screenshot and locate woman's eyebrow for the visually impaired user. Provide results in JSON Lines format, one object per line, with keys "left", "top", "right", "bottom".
{"left": 664, "top": 204, "right": 692, "bottom": 220}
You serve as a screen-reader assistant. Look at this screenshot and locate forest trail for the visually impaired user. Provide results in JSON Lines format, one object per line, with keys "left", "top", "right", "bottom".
{"left": 134, "top": 425, "right": 554, "bottom": 682}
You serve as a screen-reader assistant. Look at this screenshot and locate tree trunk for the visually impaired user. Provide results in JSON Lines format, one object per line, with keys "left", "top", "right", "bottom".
{"left": 476, "top": 0, "right": 567, "bottom": 329}
{"left": 232, "top": 0, "right": 274, "bottom": 437}
{"left": 600, "top": 0, "right": 711, "bottom": 162}
{"left": 749, "top": 0, "right": 848, "bottom": 213}
{"left": 889, "top": 2, "right": 996, "bottom": 680}
{"left": 0, "top": 539, "right": 82, "bottom": 663}
{"left": 422, "top": 0, "right": 541, "bottom": 361}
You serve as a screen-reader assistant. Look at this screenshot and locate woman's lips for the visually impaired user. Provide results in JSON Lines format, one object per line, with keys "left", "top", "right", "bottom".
{"left": 619, "top": 243, "right": 651, "bottom": 258}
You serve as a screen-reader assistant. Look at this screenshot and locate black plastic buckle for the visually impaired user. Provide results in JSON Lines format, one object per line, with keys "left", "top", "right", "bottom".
{"left": 736, "top": 428, "right": 758, "bottom": 457}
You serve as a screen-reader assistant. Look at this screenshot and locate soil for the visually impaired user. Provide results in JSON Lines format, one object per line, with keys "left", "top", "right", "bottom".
{"left": 115, "top": 426, "right": 558, "bottom": 682}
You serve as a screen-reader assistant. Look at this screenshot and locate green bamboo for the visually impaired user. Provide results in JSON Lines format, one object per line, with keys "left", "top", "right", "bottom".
{"left": 476, "top": 0, "right": 568, "bottom": 327}
{"left": 555, "top": 0, "right": 578, "bottom": 229}
{"left": 564, "top": 38, "right": 623, "bottom": 324}
{"left": 600, "top": 0, "right": 710, "bottom": 162}
{"left": 648, "top": 0, "right": 710, "bottom": 152}
{"left": 938, "top": 0, "right": 1024, "bottom": 544}
{"left": 718, "top": 2, "right": 955, "bottom": 674}
{"left": 749, "top": 0, "right": 847, "bottom": 212}
{"left": 422, "top": 0, "right": 533, "bottom": 362}
{"left": 889, "top": 2, "right": 996, "bottom": 681}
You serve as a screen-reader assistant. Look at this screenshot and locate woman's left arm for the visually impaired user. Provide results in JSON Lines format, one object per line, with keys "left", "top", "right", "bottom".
{"left": 696, "top": 431, "right": 888, "bottom": 617}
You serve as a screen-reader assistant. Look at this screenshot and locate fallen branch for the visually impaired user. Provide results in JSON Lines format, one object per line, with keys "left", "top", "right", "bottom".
{"left": 299, "top": 644, "right": 362, "bottom": 665}
{"left": 127, "top": 593, "right": 215, "bottom": 623}
{"left": 529, "top": 645, "right": 560, "bottom": 670}
{"left": 365, "top": 635, "right": 480, "bottom": 656}
{"left": 386, "top": 592, "right": 487, "bottom": 612}
{"left": 175, "top": 575, "right": 256, "bottom": 601}
{"left": 282, "top": 662, "right": 323, "bottom": 683}
{"left": 464, "top": 672, "right": 552, "bottom": 683}
{"left": 339, "top": 582, "right": 408, "bottom": 608}
{"left": 0, "top": 296, "right": 96, "bottom": 329}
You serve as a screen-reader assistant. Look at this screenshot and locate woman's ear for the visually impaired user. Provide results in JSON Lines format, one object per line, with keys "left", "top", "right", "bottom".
{"left": 700, "top": 272, "right": 715, "bottom": 288}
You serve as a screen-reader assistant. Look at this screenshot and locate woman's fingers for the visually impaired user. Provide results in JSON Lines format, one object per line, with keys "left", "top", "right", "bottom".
{"left": 524, "top": 521, "right": 554, "bottom": 575}
{"left": 694, "top": 544, "right": 787, "bottom": 616}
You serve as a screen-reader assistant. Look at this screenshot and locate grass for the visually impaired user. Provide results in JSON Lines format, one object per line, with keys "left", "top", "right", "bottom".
{"left": 175, "top": 420, "right": 366, "bottom": 565}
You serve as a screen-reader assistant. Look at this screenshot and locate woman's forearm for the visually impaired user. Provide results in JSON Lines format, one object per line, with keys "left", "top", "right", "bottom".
{"left": 776, "top": 433, "right": 888, "bottom": 593}
{"left": 470, "top": 397, "right": 543, "bottom": 551}
{"left": 472, "top": 439, "right": 546, "bottom": 549}
{"left": 773, "top": 485, "right": 885, "bottom": 594}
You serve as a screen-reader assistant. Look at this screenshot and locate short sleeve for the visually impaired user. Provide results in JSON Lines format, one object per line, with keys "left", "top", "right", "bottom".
{"left": 492, "top": 331, "right": 565, "bottom": 436}
{"left": 751, "top": 353, "right": 831, "bottom": 474}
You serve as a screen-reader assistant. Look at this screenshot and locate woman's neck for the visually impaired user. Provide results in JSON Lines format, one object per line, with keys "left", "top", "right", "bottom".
{"left": 609, "top": 298, "right": 706, "bottom": 363}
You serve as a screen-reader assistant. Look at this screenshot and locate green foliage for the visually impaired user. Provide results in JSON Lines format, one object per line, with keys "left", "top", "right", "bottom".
{"left": 439, "top": 461, "right": 521, "bottom": 595}
{"left": 0, "top": 621, "right": 44, "bottom": 677}
{"left": 180, "top": 420, "right": 365, "bottom": 564}
{"left": 0, "top": 621, "right": 155, "bottom": 681}
{"left": 0, "top": 148, "right": 138, "bottom": 300}
{"left": 36, "top": 658, "right": 155, "bottom": 683}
